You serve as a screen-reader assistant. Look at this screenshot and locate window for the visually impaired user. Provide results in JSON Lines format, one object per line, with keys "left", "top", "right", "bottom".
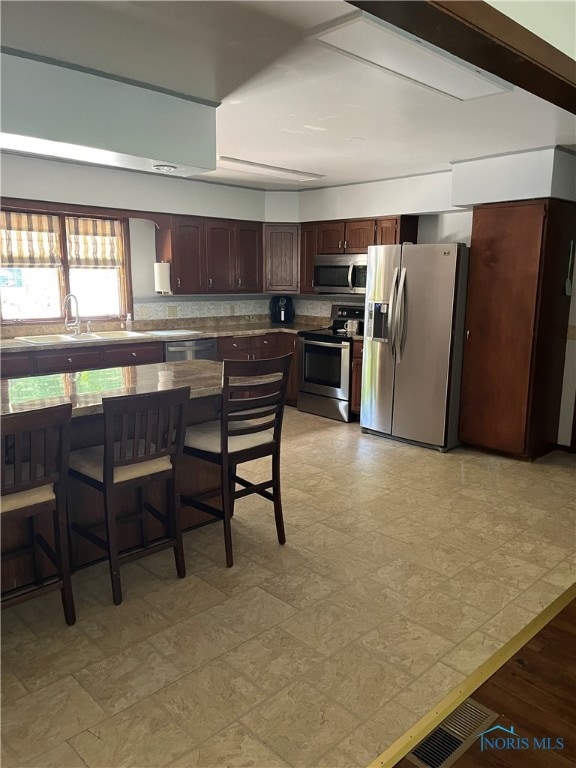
{"left": 0, "top": 209, "right": 131, "bottom": 322}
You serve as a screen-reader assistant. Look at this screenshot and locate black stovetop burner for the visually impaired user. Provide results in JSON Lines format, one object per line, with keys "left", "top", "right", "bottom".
{"left": 298, "top": 304, "right": 364, "bottom": 343}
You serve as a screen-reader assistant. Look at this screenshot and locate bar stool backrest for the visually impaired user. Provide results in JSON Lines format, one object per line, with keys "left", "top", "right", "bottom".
{"left": 1, "top": 403, "right": 72, "bottom": 498}
{"left": 221, "top": 354, "right": 292, "bottom": 451}
{"left": 102, "top": 386, "right": 190, "bottom": 485}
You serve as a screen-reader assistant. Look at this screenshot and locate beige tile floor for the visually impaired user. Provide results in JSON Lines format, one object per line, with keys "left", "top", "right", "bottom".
{"left": 2, "top": 408, "right": 575, "bottom": 768}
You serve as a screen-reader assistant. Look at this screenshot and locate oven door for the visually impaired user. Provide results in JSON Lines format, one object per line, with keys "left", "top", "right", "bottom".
{"left": 298, "top": 337, "right": 351, "bottom": 400}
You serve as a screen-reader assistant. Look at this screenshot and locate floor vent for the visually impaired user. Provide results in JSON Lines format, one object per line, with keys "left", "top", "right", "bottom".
{"left": 406, "top": 698, "right": 498, "bottom": 768}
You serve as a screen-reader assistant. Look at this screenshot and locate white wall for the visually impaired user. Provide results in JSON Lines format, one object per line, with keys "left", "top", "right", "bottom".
{"left": 299, "top": 171, "right": 455, "bottom": 221}
{"left": 417, "top": 211, "right": 473, "bottom": 246}
{"left": 128, "top": 219, "right": 157, "bottom": 297}
{"left": 264, "top": 191, "right": 300, "bottom": 222}
{"left": 451, "top": 148, "right": 556, "bottom": 206}
{"left": 0, "top": 154, "right": 267, "bottom": 220}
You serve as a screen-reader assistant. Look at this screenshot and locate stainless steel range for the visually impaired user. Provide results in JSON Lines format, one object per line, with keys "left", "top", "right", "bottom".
{"left": 297, "top": 304, "right": 364, "bottom": 422}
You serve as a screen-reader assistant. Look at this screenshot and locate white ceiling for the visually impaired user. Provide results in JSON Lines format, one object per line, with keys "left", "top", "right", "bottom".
{"left": 1, "top": 1, "right": 575, "bottom": 191}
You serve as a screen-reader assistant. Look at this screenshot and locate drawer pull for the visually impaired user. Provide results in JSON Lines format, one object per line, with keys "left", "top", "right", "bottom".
{"left": 131, "top": 352, "right": 137, "bottom": 357}
{"left": 67, "top": 358, "right": 72, "bottom": 363}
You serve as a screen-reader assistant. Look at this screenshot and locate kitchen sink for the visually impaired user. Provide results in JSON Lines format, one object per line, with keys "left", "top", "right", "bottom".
{"left": 15, "top": 334, "right": 99, "bottom": 344}
{"left": 90, "top": 331, "right": 149, "bottom": 339}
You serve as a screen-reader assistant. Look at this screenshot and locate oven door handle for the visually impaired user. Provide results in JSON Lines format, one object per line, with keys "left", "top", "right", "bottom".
{"left": 301, "top": 339, "right": 348, "bottom": 349}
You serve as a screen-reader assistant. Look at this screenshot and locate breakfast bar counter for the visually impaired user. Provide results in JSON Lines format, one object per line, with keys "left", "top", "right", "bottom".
{"left": 2, "top": 360, "right": 227, "bottom": 590}
{"left": 0, "top": 359, "right": 224, "bottom": 417}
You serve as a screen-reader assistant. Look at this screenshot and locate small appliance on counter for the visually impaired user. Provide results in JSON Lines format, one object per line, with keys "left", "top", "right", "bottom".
{"left": 270, "top": 295, "right": 295, "bottom": 324}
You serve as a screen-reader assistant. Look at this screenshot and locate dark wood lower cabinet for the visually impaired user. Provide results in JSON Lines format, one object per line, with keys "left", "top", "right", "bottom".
{"left": 2, "top": 342, "right": 164, "bottom": 377}
{"left": 350, "top": 340, "right": 363, "bottom": 415}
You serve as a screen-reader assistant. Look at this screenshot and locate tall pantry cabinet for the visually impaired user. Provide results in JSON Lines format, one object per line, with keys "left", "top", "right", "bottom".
{"left": 459, "top": 198, "right": 575, "bottom": 459}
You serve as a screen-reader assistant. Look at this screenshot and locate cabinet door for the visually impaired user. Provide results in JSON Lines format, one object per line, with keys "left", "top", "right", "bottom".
{"left": 264, "top": 225, "right": 299, "bottom": 293}
{"left": 375, "top": 217, "right": 399, "bottom": 245}
{"left": 205, "top": 220, "right": 235, "bottom": 292}
{"left": 217, "top": 336, "right": 251, "bottom": 361}
{"left": 317, "top": 221, "right": 345, "bottom": 253}
{"left": 251, "top": 334, "right": 279, "bottom": 360}
{"left": 35, "top": 349, "right": 102, "bottom": 374}
{"left": 235, "top": 221, "right": 262, "bottom": 292}
{"left": 172, "top": 216, "right": 206, "bottom": 293}
{"left": 459, "top": 202, "right": 545, "bottom": 455}
{"left": 344, "top": 220, "right": 375, "bottom": 252}
{"left": 101, "top": 343, "right": 164, "bottom": 368}
{"left": 1, "top": 353, "right": 35, "bottom": 379}
{"left": 300, "top": 223, "right": 317, "bottom": 294}
{"left": 350, "top": 341, "right": 363, "bottom": 414}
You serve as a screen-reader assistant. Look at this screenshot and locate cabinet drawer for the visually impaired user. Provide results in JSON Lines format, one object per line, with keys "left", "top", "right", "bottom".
{"left": 252, "top": 334, "right": 279, "bottom": 359}
{"left": 101, "top": 343, "right": 163, "bottom": 367}
{"left": 35, "top": 349, "right": 102, "bottom": 374}
{"left": 1, "top": 352, "right": 35, "bottom": 379}
{"left": 218, "top": 337, "right": 251, "bottom": 360}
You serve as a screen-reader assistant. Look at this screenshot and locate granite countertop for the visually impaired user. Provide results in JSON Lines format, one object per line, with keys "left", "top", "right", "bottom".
{"left": 1, "top": 360, "right": 225, "bottom": 418}
{"left": 0, "top": 322, "right": 323, "bottom": 354}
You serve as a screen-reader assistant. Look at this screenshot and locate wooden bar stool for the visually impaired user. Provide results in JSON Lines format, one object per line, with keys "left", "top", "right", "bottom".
{"left": 1, "top": 403, "right": 75, "bottom": 625}
{"left": 68, "top": 386, "right": 190, "bottom": 605}
{"left": 181, "top": 354, "right": 292, "bottom": 567}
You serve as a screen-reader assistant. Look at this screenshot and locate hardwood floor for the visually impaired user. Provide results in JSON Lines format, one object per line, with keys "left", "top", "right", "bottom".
{"left": 395, "top": 599, "right": 576, "bottom": 767}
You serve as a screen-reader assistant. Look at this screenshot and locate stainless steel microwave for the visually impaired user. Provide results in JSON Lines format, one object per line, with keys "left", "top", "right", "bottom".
{"left": 313, "top": 254, "right": 367, "bottom": 294}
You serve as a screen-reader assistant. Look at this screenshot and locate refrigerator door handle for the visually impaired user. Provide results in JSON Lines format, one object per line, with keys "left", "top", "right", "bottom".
{"left": 388, "top": 267, "right": 399, "bottom": 354}
{"left": 395, "top": 267, "right": 407, "bottom": 361}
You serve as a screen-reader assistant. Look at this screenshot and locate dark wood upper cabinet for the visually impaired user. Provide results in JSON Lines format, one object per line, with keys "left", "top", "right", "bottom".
{"left": 459, "top": 198, "right": 575, "bottom": 459}
{"left": 344, "top": 220, "right": 376, "bottom": 252}
{"left": 264, "top": 224, "right": 299, "bottom": 293}
{"left": 205, "top": 219, "right": 235, "bottom": 292}
{"left": 316, "top": 219, "right": 376, "bottom": 253}
{"left": 376, "top": 215, "right": 419, "bottom": 245}
{"left": 235, "top": 221, "right": 262, "bottom": 292}
{"left": 316, "top": 221, "right": 346, "bottom": 253}
{"left": 300, "top": 223, "right": 317, "bottom": 294}
{"left": 169, "top": 216, "right": 206, "bottom": 294}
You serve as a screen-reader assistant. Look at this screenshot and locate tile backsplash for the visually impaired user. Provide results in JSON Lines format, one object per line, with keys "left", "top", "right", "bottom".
{"left": 133, "top": 297, "right": 338, "bottom": 321}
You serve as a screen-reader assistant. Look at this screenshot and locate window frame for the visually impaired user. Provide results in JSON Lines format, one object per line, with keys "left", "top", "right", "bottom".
{"left": 1, "top": 200, "right": 133, "bottom": 326}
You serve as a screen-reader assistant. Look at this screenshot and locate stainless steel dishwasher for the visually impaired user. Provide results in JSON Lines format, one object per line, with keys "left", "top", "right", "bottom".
{"left": 164, "top": 338, "right": 218, "bottom": 362}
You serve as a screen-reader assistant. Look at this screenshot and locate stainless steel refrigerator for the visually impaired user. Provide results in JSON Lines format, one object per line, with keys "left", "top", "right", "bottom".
{"left": 360, "top": 243, "right": 469, "bottom": 451}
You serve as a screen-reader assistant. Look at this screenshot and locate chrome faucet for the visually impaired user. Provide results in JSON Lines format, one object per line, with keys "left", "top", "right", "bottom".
{"left": 63, "top": 293, "right": 82, "bottom": 335}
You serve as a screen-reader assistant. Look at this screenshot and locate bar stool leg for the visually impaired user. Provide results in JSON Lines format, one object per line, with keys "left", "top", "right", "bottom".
{"left": 55, "top": 504, "right": 76, "bottom": 625}
{"left": 104, "top": 489, "right": 123, "bottom": 605}
{"left": 221, "top": 463, "right": 234, "bottom": 568}
{"left": 272, "top": 452, "right": 286, "bottom": 545}
{"left": 168, "top": 477, "right": 186, "bottom": 578}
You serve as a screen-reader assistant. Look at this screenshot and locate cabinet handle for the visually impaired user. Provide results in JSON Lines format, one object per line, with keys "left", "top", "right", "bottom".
{"left": 208, "top": 277, "right": 213, "bottom": 288}
{"left": 67, "top": 358, "right": 72, "bottom": 363}
{"left": 344, "top": 240, "right": 348, "bottom": 249}
{"left": 238, "top": 277, "right": 242, "bottom": 287}
{"left": 338, "top": 240, "right": 342, "bottom": 249}
{"left": 131, "top": 352, "right": 137, "bottom": 357}
{"left": 232, "top": 343, "right": 238, "bottom": 348}
{"left": 466, "top": 330, "right": 470, "bottom": 340}
{"left": 263, "top": 340, "right": 268, "bottom": 344}
{"left": 176, "top": 277, "right": 181, "bottom": 288}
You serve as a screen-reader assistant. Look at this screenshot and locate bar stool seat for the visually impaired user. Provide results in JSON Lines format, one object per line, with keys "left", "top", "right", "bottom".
{"left": 69, "top": 444, "right": 172, "bottom": 483}
{"left": 1, "top": 403, "right": 75, "bottom": 626}
{"left": 69, "top": 387, "right": 190, "bottom": 605}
